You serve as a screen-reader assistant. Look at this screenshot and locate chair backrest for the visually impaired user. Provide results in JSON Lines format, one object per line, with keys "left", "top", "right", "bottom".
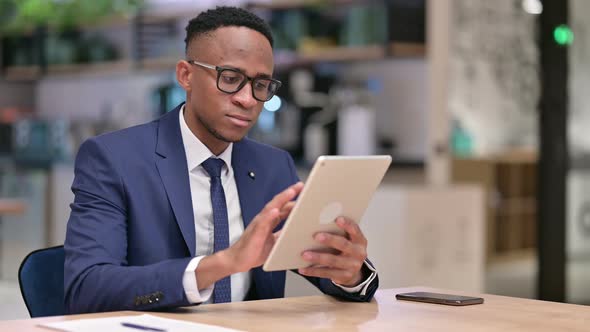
{"left": 18, "top": 245, "right": 65, "bottom": 317}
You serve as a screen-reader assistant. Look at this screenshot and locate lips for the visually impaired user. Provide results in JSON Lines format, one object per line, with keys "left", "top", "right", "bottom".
{"left": 226, "top": 114, "right": 252, "bottom": 128}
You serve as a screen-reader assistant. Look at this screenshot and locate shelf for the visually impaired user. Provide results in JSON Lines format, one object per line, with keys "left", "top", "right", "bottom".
{"left": 3, "top": 60, "right": 132, "bottom": 81}
{"left": 46, "top": 60, "right": 132, "bottom": 77}
{"left": 75, "top": 14, "right": 132, "bottom": 30}
{"left": 139, "top": 12, "right": 192, "bottom": 25}
{"left": 3, "top": 66, "right": 42, "bottom": 81}
{"left": 452, "top": 153, "right": 538, "bottom": 262}
{"left": 0, "top": 15, "right": 133, "bottom": 38}
{"left": 298, "top": 44, "right": 385, "bottom": 62}
{"left": 488, "top": 248, "right": 536, "bottom": 264}
{"left": 139, "top": 43, "right": 425, "bottom": 72}
{"left": 1, "top": 42, "right": 425, "bottom": 81}
{"left": 275, "top": 42, "right": 425, "bottom": 69}
{"left": 390, "top": 42, "right": 427, "bottom": 57}
{"left": 140, "top": 56, "right": 181, "bottom": 71}
{"left": 454, "top": 150, "right": 538, "bottom": 164}
{"left": 247, "top": 0, "right": 382, "bottom": 10}
{"left": 495, "top": 197, "right": 536, "bottom": 217}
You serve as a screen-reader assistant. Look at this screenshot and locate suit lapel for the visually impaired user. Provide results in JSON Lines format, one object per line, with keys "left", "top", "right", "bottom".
{"left": 232, "top": 139, "right": 260, "bottom": 229}
{"left": 234, "top": 139, "right": 289, "bottom": 299}
{"left": 155, "top": 105, "right": 196, "bottom": 256}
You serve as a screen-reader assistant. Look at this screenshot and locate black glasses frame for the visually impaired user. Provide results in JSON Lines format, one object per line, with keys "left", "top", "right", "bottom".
{"left": 187, "top": 60, "right": 282, "bottom": 102}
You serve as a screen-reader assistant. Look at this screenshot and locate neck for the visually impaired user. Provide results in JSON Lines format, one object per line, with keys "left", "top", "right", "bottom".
{"left": 183, "top": 105, "right": 229, "bottom": 156}
{"left": 207, "top": 141, "right": 229, "bottom": 157}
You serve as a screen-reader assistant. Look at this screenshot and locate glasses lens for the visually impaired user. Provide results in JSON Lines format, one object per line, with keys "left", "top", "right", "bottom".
{"left": 218, "top": 69, "right": 246, "bottom": 93}
{"left": 252, "top": 78, "right": 280, "bottom": 101}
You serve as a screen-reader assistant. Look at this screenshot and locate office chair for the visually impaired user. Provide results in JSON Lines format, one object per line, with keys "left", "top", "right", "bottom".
{"left": 18, "top": 245, "right": 65, "bottom": 317}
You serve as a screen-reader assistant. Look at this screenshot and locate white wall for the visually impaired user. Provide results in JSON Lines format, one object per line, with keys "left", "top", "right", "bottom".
{"left": 36, "top": 72, "right": 172, "bottom": 126}
{"left": 348, "top": 59, "right": 428, "bottom": 161}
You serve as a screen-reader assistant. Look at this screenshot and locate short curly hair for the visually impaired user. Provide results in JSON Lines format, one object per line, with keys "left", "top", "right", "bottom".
{"left": 184, "top": 6, "right": 274, "bottom": 53}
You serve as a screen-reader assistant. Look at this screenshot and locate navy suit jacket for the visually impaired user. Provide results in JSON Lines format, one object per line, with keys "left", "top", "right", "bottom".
{"left": 64, "top": 104, "right": 378, "bottom": 314}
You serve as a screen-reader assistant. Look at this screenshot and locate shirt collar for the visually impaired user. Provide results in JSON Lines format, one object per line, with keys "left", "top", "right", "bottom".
{"left": 179, "top": 104, "right": 233, "bottom": 172}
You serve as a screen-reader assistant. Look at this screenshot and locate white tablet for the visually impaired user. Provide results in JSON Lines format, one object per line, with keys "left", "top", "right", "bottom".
{"left": 263, "top": 155, "right": 392, "bottom": 271}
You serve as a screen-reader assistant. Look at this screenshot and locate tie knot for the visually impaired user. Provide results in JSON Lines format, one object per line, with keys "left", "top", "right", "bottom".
{"left": 201, "top": 158, "right": 225, "bottom": 178}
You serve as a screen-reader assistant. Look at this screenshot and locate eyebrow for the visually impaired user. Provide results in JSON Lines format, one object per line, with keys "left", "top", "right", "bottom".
{"left": 221, "top": 64, "right": 272, "bottom": 79}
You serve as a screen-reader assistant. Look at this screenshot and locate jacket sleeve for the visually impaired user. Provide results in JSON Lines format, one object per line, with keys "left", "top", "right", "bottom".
{"left": 64, "top": 138, "right": 192, "bottom": 314}
{"left": 283, "top": 152, "right": 379, "bottom": 302}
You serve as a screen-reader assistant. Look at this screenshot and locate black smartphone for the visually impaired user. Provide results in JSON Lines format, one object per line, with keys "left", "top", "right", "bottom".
{"left": 395, "top": 291, "right": 484, "bottom": 306}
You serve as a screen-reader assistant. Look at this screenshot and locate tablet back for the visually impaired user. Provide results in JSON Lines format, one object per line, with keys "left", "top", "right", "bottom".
{"left": 263, "top": 155, "right": 392, "bottom": 271}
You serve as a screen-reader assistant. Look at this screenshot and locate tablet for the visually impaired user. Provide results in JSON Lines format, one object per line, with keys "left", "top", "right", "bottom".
{"left": 263, "top": 155, "right": 392, "bottom": 271}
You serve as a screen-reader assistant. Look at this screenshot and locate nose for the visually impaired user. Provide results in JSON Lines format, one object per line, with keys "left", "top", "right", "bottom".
{"left": 231, "top": 81, "right": 258, "bottom": 109}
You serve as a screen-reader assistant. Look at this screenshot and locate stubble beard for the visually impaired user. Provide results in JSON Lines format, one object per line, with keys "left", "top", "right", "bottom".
{"left": 197, "top": 113, "right": 241, "bottom": 143}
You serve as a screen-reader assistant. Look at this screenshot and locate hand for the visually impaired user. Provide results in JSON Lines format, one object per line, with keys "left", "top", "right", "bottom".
{"left": 225, "top": 181, "right": 303, "bottom": 273}
{"left": 196, "top": 182, "right": 302, "bottom": 290}
{"left": 298, "top": 217, "right": 368, "bottom": 287}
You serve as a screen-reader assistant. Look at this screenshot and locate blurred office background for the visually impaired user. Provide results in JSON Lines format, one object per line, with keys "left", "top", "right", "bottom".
{"left": 1, "top": 0, "right": 588, "bottom": 320}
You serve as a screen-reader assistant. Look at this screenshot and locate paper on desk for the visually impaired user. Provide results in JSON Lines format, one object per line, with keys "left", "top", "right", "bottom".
{"left": 39, "top": 313, "right": 244, "bottom": 332}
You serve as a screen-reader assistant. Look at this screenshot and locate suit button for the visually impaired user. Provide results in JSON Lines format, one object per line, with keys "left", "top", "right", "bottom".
{"left": 141, "top": 297, "right": 149, "bottom": 305}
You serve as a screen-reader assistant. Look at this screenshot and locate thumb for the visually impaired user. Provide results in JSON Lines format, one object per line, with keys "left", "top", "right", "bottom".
{"left": 272, "top": 230, "right": 282, "bottom": 241}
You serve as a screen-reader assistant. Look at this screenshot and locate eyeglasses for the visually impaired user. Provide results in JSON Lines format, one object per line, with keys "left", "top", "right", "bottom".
{"left": 187, "top": 60, "right": 282, "bottom": 102}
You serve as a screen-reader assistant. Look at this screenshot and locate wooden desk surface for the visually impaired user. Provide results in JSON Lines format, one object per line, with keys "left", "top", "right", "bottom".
{"left": 0, "top": 199, "right": 26, "bottom": 215}
{"left": 1, "top": 287, "right": 589, "bottom": 331}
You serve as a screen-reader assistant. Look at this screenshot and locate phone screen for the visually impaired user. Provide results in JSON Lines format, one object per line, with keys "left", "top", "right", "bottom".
{"left": 396, "top": 291, "right": 484, "bottom": 306}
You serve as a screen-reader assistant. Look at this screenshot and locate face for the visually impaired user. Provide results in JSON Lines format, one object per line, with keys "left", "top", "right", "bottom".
{"left": 176, "top": 26, "right": 274, "bottom": 155}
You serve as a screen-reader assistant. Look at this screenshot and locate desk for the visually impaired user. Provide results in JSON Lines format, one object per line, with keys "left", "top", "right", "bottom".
{"left": 1, "top": 287, "right": 589, "bottom": 331}
{"left": 0, "top": 199, "right": 26, "bottom": 278}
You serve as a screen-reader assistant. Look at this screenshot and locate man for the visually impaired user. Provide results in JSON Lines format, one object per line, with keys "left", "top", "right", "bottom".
{"left": 64, "top": 6, "right": 378, "bottom": 314}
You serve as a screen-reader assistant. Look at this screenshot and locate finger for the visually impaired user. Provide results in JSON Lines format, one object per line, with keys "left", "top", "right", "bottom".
{"left": 254, "top": 207, "right": 281, "bottom": 232}
{"left": 264, "top": 182, "right": 303, "bottom": 213}
{"left": 279, "top": 201, "right": 296, "bottom": 220}
{"left": 273, "top": 230, "right": 282, "bottom": 241}
{"left": 254, "top": 183, "right": 301, "bottom": 230}
{"left": 298, "top": 266, "right": 356, "bottom": 285}
{"left": 335, "top": 217, "right": 367, "bottom": 246}
{"left": 314, "top": 232, "right": 356, "bottom": 256}
{"left": 301, "top": 251, "right": 361, "bottom": 271}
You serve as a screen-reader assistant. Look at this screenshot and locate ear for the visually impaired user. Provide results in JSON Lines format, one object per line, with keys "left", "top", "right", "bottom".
{"left": 176, "top": 60, "right": 192, "bottom": 92}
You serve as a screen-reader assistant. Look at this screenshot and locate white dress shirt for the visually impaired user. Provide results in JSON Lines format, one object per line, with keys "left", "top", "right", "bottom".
{"left": 179, "top": 106, "right": 250, "bottom": 303}
{"left": 179, "top": 106, "right": 376, "bottom": 304}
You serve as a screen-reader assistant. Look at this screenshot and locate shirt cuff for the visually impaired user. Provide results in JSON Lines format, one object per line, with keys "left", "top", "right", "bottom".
{"left": 332, "top": 260, "right": 377, "bottom": 296}
{"left": 182, "top": 256, "right": 214, "bottom": 304}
